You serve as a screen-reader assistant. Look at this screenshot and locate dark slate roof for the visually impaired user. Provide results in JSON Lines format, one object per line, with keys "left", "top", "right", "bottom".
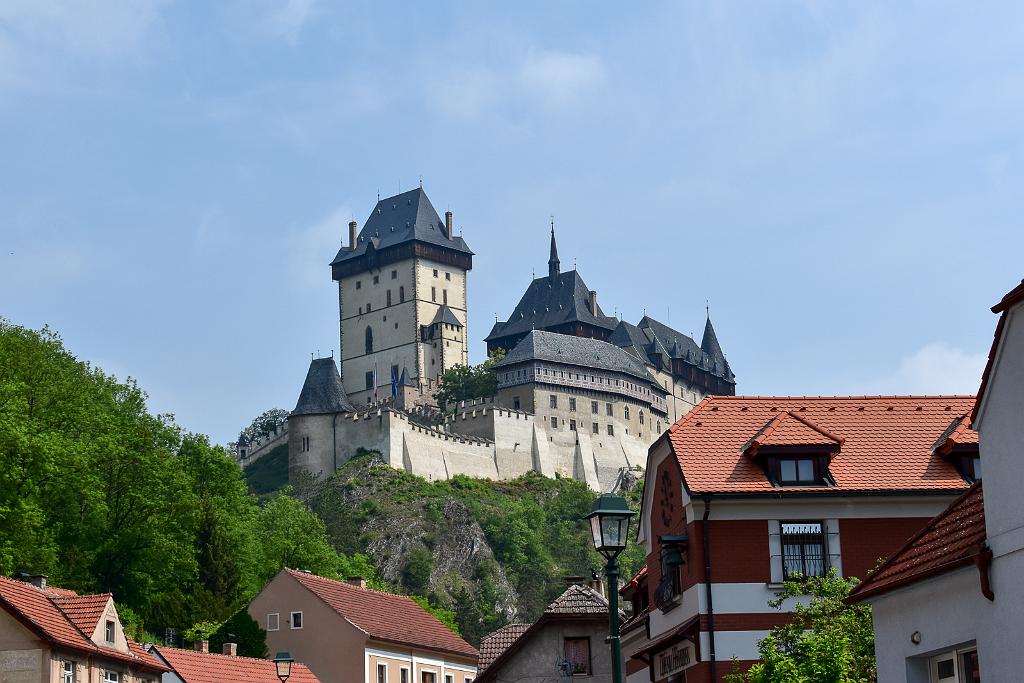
{"left": 330, "top": 188, "right": 473, "bottom": 266}
{"left": 292, "top": 358, "right": 355, "bottom": 415}
{"left": 637, "top": 316, "right": 734, "bottom": 381}
{"left": 431, "top": 304, "right": 462, "bottom": 327}
{"left": 496, "top": 330, "right": 657, "bottom": 386}
{"left": 485, "top": 270, "right": 618, "bottom": 342}
{"left": 398, "top": 366, "right": 415, "bottom": 387}
{"left": 478, "top": 623, "right": 530, "bottom": 671}
{"left": 701, "top": 316, "right": 725, "bottom": 361}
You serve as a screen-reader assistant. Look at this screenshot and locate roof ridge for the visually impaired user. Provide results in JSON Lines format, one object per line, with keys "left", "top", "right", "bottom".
{"left": 154, "top": 644, "right": 297, "bottom": 666}
{"left": 284, "top": 567, "right": 416, "bottom": 601}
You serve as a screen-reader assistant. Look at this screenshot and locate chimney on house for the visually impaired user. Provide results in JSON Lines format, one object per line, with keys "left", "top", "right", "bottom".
{"left": 589, "top": 291, "right": 598, "bottom": 316}
{"left": 349, "top": 221, "right": 358, "bottom": 250}
{"left": 445, "top": 210, "right": 453, "bottom": 240}
{"left": 222, "top": 642, "right": 238, "bottom": 657}
{"left": 194, "top": 640, "right": 209, "bottom": 653}
{"left": 589, "top": 574, "right": 606, "bottom": 598}
{"left": 17, "top": 573, "right": 47, "bottom": 590}
{"left": 562, "top": 575, "right": 586, "bottom": 587}
{"left": 347, "top": 576, "right": 367, "bottom": 589}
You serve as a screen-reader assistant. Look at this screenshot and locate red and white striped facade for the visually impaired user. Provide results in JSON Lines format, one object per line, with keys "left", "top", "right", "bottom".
{"left": 621, "top": 395, "right": 979, "bottom": 683}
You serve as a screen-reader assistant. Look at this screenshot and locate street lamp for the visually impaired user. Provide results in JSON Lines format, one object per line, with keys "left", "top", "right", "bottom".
{"left": 273, "top": 651, "right": 294, "bottom": 682}
{"left": 585, "top": 493, "right": 636, "bottom": 683}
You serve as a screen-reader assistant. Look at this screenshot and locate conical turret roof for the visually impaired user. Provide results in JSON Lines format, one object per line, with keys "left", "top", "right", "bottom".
{"left": 293, "top": 358, "right": 355, "bottom": 415}
{"left": 701, "top": 316, "right": 725, "bottom": 361}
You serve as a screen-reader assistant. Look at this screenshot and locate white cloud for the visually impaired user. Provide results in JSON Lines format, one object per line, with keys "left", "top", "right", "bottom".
{"left": 519, "top": 49, "right": 606, "bottom": 108}
{"left": 886, "top": 342, "right": 986, "bottom": 395}
{"left": 287, "top": 206, "right": 351, "bottom": 288}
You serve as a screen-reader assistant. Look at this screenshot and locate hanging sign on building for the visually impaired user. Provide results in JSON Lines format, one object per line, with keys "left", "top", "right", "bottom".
{"left": 656, "top": 640, "right": 695, "bottom": 679}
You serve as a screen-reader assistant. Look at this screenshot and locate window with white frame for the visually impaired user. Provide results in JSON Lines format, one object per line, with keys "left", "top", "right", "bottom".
{"left": 266, "top": 612, "right": 280, "bottom": 631}
{"left": 445, "top": 675, "right": 454, "bottom": 683}
{"left": 104, "top": 620, "right": 115, "bottom": 643}
{"left": 929, "top": 648, "right": 980, "bottom": 683}
{"left": 421, "top": 672, "right": 436, "bottom": 683}
{"left": 400, "top": 667, "right": 410, "bottom": 683}
{"left": 290, "top": 611, "right": 303, "bottom": 629}
{"left": 104, "top": 672, "right": 120, "bottom": 683}
{"left": 377, "top": 663, "right": 387, "bottom": 683}
{"left": 62, "top": 661, "right": 74, "bottom": 683}
{"left": 781, "top": 522, "right": 827, "bottom": 578}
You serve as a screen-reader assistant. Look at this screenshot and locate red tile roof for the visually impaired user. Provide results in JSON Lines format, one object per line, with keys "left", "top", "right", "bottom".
{"left": 932, "top": 414, "right": 979, "bottom": 456}
{"left": 620, "top": 565, "right": 648, "bottom": 595}
{"left": 745, "top": 411, "right": 843, "bottom": 456}
{"left": 848, "top": 483, "right": 986, "bottom": 602}
{"left": 51, "top": 593, "right": 112, "bottom": 636}
{"left": 665, "top": 395, "right": 976, "bottom": 494}
{"left": 283, "top": 568, "right": 477, "bottom": 658}
{"left": 0, "top": 576, "right": 166, "bottom": 672}
{"left": 477, "top": 623, "right": 530, "bottom": 671}
{"left": 973, "top": 279, "right": 1024, "bottom": 423}
{"left": 153, "top": 645, "right": 319, "bottom": 683}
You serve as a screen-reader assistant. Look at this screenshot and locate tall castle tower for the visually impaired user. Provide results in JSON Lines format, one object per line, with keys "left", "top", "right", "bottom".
{"left": 330, "top": 188, "right": 473, "bottom": 405}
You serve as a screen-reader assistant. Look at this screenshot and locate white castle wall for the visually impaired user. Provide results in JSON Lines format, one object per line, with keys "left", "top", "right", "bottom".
{"left": 236, "top": 424, "right": 289, "bottom": 467}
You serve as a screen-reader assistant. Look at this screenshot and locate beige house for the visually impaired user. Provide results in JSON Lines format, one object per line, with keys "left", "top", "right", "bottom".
{"left": 0, "top": 574, "right": 166, "bottom": 683}
{"left": 249, "top": 568, "right": 477, "bottom": 683}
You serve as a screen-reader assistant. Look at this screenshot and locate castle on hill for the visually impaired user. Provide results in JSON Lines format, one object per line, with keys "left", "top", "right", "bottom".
{"left": 241, "top": 187, "right": 735, "bottom": 491}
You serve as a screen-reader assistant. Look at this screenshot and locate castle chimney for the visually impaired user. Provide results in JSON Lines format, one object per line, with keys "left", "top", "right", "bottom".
{"left": 349, "top": 221, "right": 358, "bottom": 250}
{"left": 445, "top": 210, "right": 453, "bottom": 240}
{"left": 222, "top": 642, "right": 238, "bottom": 657}
{"left": 589, "top": 291, "right": 598, "bottom": 316}
{"left": 346, "top": 576, "right": 367, "bottom": 589}
{"left": 194, "top": 640, "right": 209, "bottom": 653}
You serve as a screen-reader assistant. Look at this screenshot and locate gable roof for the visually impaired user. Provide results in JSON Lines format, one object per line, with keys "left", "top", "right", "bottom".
{"left": 152, "top": 645, "right": 319, "bottom": 683}
{"left": 474, "top": 584, "right": 615, "bottom": 682}
{"left": 485, "top": 270, "right": 619, "bottom": 343}
{"left": 931, "top": 414, "right": 979, "bottom": 456}
{"left": 496, "top": 330, "right": 660, "bottom": 387}
{"left": 477, "top": 623, "right": 530, "bottom": 671}
{"left": 665, "top": 395, "right": 977, "bottom": 495}
{"left": 637, "top": 316, "right": 735, "bottom": 382}
{"left": 744, "top": 411, "right": 844, "bottom": 456}
{"left": 292, "top": 358, "right": 354, "bottom": 416}
{"left": 0, "top": 576, "right": 166, "bottom": 672}
{"left": 50, "top": 593, "right": 112, "bottom": 636}
{"left": 973, "top": 278, "right": 1024, "bottom": 425}
{"left": 331, "top": 188, "right": 473, "bottom": 266}
{"left": 282, "top": 569, "right": 477, "bottom": 658}
{"left": 431, "top": 304, "right": 462, "bottom": 327}
{"left": 848, "top": 483, "right": 986, "bottom": 602}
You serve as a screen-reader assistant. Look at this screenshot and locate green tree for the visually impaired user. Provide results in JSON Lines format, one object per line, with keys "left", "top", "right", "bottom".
{"left": 433, "top": 349, "right": 506, "bottom": 410}
{"left": 210, "top": 608, "right": 268, "bottom": 659}
{"left": 725, "top": 569, "right": 875, "bottom": 683}
{"left": 239, "top": 408, "right": 290, "bottom": 444}
{"left": 402, "top": 547, "right": 433, "bottom": 594}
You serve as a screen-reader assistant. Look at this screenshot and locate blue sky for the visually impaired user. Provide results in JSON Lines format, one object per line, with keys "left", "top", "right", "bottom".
{"left": 2, "top": 1, "right": 1021, "bottom": 444}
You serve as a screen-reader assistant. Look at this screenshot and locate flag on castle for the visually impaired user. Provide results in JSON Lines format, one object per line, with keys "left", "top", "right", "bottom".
{"left": 372, "top": 362, "right": 378, "bottom": 402}
{"left": 391, "top": 366, "right": 398, "bottom": 398}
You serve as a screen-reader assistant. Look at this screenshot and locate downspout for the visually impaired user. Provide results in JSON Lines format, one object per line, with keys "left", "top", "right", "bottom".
{"left": 702, "top": 493, "right": 717, "bottom": 681}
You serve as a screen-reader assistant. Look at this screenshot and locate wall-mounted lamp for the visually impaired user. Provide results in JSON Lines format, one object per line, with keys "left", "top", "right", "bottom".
{"left": 910, "top": 631, "right": 922, "bottom": 645}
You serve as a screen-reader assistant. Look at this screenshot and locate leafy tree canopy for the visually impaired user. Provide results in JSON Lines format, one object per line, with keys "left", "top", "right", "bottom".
{"left": 238, "top": 408, "right": 289, "bottom": 444}
{"left": 433, "top": 349, "right": 506, "bottom": 410}
{"left": 726, "top": 569, "right": 875, "bottom": 683}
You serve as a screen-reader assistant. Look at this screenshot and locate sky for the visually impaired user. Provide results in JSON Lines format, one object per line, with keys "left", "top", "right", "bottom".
{"left": 2, "top": 1, "right": 1022, "bottom": 444}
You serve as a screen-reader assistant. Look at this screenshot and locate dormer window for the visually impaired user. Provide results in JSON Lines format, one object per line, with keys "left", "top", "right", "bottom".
{"left": 744, "top": 411, "right": 843, "bottom": 488}
{"left": 953, "top": 452, "right": 982, "bottom": 483}
{"left": 104, "top": 619, "right": 115, "bottom": 643}
{"left": 777, "top": 457, "right": 820, "bottom": 485}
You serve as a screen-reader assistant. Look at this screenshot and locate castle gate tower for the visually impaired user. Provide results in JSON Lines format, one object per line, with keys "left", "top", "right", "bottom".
{"left": 330, "top": 188, "right": 474, "bottom": 405}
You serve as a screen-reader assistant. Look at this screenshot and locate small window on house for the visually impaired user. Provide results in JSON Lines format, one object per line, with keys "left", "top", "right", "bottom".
{"left": 569, "top": 419, "right": 577, "bottom": 431}
{"left": 356, "top": 280, "right": 362, "bottom": 289}
{"left": 781, "top": 522, "right": 827, "bottom": 579}
{"left": 366, "top": 302, "right": 372, "bottom": 312}
{"left": 443, "top": 289, "right": 448, "bottom": 304}
{"left": 366, "top": 371, "right": 374, "bottom": 391}
{"left": 387, "top": 290, "right": 392, "bottom": 306}
{"left": 377, "top": 663, "right": 387, "bottom": 683}
{"left": 564, "top": 637, "right": 592, "bottom": 675}
{"left": 267, "top": 613, "right": 280, "bottom": 631}
{"left": 606, "top": 403, "right": 613, "bottom": 416}
{"left": 431, "top": 287, "right": 437, "bottom": 302}
{"left": 607, "top": 424, "right": 614, "bottom": 436}
{"left": 366, "top": 326, "right": 374, "bottom": 354}
{"left": 445, "top": 272, "right": 451, "bottom": 281}
{"left": 551, "top": 417, "right": 558, "bottom": 429}
{"left": 372, "top": 274, "right": 379, "bottom": 284}
{"left": 433, "top": 269, "right": 438, "bottom": 277}
{"left": 290, "top": 611, "right": 303, "bottom": 629}
{"left": 624, "top": 406, "right": 630, "bottom": 421}
{"left": 776, "top": 457, "right": 821, "bottom": 485}
{"left": 639, "top": 411, "right": 645, "bottom": 425}
{"left": 104, "top": 673, "right": 119, "bottom": 683}
{"left": 591, "top": 401, "right": 598, "bottom": 414}
{"left": 445, "top": 675, "right": 454, "bottom": 683}
{"left": 955, "top": 453, "right": 982, "bottom": 483}
{"left": 569, "top": 397, "right": 576, "bottom": 412}
{"left": 513, "top": 397, "right": 521, "bottom": 410}
{"left": 104, "top": 620, "right": 115, "bottom": 643}
{"left": 391, "top": 269, "right": 397, "bottom": 279}
{"left": 62, "top": 662, "right": 74, "bottom": 683}
{"left": 421, "top": 672, "right": 436, "bottom": 683}
{"left": 550, "top": 395, "right": 558, "bottom": 409}
{"left": 400, "top": 286, "right": 405, "bottom": 302}
{"left": 657, "top": 422, "right": 661, "bottom": 433}
{"left": 400, "top": 668, "right": 410, "bottom": 683}
{"left": 592, "top": 423, "right": 599, "bottom": 434}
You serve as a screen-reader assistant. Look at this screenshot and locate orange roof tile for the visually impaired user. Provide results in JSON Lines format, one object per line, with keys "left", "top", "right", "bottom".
{"left": 666, "top": 395, "right": 976, "bottom": 494}
{"left": 932, "top": 414, "right": 979, "bottom": 456}
{"left": 153, "top": 646, "right": 319, "bottom": 683}
{"left": 51, "top": 593, "right": 112, "bottom": 636}
{"left": 744, "top": 411, "right": 843, "bottom": 456}
{"left": 848, "top": 483, "right": 986, "bottom": 602}
{"left": 0, "top": 576, "right": 166, "bottom": 672}
{"left": 284, "top": 569, "right": 477, "bottom": 658}
{"left": 477, "top": 623, "right": 529, "bottom": 671}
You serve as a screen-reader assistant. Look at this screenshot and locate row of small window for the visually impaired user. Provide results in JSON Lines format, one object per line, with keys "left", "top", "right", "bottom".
{"left": 506, "top": 368, "right": 652, "bottom": 396}
{"left": 549, "top": 395, "right": 647, "bottom": 423}
{"left": 354, "top": 268, "right": 452, "bottom": 290}
{"left": 551, "top": 416, "right": 616, "bottom": 436}
{"left": 375, "top": 664, "right": 470, "bottom": 683}
{"left": 357, "top": 287, "right": 451, "bottom": 316}
{"left": 63, "top": 662, "right": 120, "bottom": 683}
{"left": 266, "top": 611, "right": 303, "bottom": 630}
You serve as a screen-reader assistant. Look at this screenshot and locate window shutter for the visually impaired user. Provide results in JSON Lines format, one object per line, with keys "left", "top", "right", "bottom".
{"left": 824, "top": 519, "right": 843, "bottom": 577}
{"left": 767, "top": 520, "right": 783, "bottom": 583}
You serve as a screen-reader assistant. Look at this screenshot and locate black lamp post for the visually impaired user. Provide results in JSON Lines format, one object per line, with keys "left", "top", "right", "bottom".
{"left": 585, "top": 493, "right": 636, "bottom": 683}
{"left": 273, "top": 651, "right": 294, "bottom": 682}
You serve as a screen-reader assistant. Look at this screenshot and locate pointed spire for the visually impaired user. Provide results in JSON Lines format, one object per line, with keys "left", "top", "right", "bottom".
{"left": 701, "top": 314, "right": 724, "bottom": 361}
{"left": 548, "top": 218, "right": 560, "bottom": 280}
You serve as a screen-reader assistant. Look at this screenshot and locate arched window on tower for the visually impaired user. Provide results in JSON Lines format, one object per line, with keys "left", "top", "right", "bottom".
{"left": 365, "top": 326, "right": 373, "bottom": 355}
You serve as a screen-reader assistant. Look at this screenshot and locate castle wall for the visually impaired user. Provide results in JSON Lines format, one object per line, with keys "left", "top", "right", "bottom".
{"left": 236, "top": 424, "right": 289, "bottom": 467}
